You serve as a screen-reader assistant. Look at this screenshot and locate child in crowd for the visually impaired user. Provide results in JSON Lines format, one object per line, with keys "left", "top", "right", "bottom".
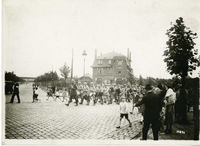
{"left": 116, "top": 96, "right": 132, "bottom": 128}
{"left": 62, "top": 88, "right": 68, "bottom": 102}
{"left": 159, "top": 102, "right": 166, "bottom": 134}
{"left": 54, "top": 89, "right": 62, "bottom": 101}
{"left": 32, "top": 87, "right": 40, "bottom": 102}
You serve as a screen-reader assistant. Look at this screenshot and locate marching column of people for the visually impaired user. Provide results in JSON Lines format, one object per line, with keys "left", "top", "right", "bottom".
{"left": 62, "top": 81, "right": 147, "bottom": 107}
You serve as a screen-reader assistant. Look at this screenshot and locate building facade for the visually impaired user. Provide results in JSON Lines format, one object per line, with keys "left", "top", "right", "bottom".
{"left": 91, "top": 49, "right": 132, "bottom": 85}
{"left": 79, "top": 74, "right": 93, "bottom": 84}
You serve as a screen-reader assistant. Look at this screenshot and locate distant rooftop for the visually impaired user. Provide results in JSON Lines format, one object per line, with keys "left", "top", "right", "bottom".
{"left": 96, "top": 51, "right": 125, "bottom": 59}
{"left": 91, "top": 51, "right": 128, "bottom": 68}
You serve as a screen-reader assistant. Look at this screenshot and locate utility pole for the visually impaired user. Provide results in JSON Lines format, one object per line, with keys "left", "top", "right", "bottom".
{"left": 82, "top": 50, "right": 87, "bottom": 84}
{"left": 71, "top": 49, "right": 73, "bottom": 80}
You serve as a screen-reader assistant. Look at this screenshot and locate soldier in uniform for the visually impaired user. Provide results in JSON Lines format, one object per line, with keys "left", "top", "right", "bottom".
{"left": 65, "top": 80, "right": 78, "bottom": 106}
{"left": 102, "top": 85, "right": 108, "bottom": 104}
{"left": 95, "top": 85, "right": 102, "bottom": 105}
{"left": 114, "top": 85, "right": 121, "bottom": 105}
{"left": 89, "top": 84, "right": 97, "bottom": 106}
{"left": 125, "top": 85, "right": 132, "bottom": 102}
{"left": 108, "top": 85, "right": 114, "bottom": 104}
{"left": 80, "top": 83, "right": 90, "bottom": 105}
{"left": 77, "top": 83, "right": 83, "bottom": 102}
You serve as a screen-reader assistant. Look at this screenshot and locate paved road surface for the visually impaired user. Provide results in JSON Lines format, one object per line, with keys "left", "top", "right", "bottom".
{"left": 4, "top": 83, "right": 142, "bottom": 140}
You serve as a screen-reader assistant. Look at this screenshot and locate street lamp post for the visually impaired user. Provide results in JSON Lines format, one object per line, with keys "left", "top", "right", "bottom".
{"left": 82, "top": 50, "right": 87, "bottom": 84}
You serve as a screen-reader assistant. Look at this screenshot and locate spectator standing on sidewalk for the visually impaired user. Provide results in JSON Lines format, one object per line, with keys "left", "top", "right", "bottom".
{"left": 116, "top": 96, "right": 132, "bottom": 128}
{"left": 139, "top": 92, "right": 145, "bottom": 124}
{"left": 163, "top": 86, "right": 176, "bottom": 134}
{"left": 155, "top": 84, "right": 167, "bottom": 133}
{"left": 132, "top": 91, "right": 145, "bottom": 124}
{"left": 134, "top": 84, "right": 160, "bottom": 140}
{"left": 159, "top": 102, "right": 166, "bottom": 134}
{"left": 9, "top": 82, "right": 20, "bottom": 103}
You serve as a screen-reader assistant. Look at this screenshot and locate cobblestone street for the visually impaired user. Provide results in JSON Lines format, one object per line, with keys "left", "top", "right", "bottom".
{"left": 4, "top": 83, "right": 197, "bottom": 145}
{"left": 4, "top": 83, "right": 142, "bottom": 140}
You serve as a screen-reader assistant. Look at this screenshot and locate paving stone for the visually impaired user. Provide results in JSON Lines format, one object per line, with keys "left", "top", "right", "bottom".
{"left": 16, "top": 137, "right": 24, "bottom": 139}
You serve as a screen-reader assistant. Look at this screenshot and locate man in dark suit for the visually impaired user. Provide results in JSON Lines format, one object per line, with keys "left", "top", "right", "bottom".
{"left": 9, "top": 82, "right": 20, "bottom": 103}
{"left": 65, "top": 80, "right": 78, "bottom": 106}
{"left": 134, "top": 84, "right": 160, "bottom": 140}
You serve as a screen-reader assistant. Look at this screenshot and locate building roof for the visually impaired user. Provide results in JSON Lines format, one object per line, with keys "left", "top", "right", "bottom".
{"left": 91, "top": 65, "right": 112, "bottom": 68}
{"left": 96, "top": 51, "right": 125, "bottom": 59}
{"left": 91, "top": 51, "right": 128, "bottom": 68}
{"left": 79, "top": 76, "right": 92, "bottom": 80}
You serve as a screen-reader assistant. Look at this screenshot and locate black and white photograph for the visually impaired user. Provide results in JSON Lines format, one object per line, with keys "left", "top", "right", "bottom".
{"left": 2, "top": 0, "right": 200, "bottom": 145}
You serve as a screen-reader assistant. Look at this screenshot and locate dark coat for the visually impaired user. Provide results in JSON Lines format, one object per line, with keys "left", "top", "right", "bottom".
{"left": 135, "top": 91, "right": 160, "bottom": 116}
{"left": 70, "top": 83, "right": 77, "bottom": 96}
{"left": 115, "top": 88, "right": 120, "bottom": 95}
{"left": 13, "top": 83, "right": 19, "bottom": 94}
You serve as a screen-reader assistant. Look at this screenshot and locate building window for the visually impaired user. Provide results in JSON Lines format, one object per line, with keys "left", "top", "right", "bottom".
{"left": 118, "top": 70, "right": 122, "bottom": 74}
{"left": 118, "top": 60, "right": 122, "bottom": 66}
{"left": 98, "top": 68, "right": 102, "bottom": 74}
{"left": 108, "top": 60, "right": 111, "bottom": 64}
{"left": 98, "top": 59, "right": 103, "bottom": 65}
{"left": 106, "top": 68, "right": 111, "bottom": 74}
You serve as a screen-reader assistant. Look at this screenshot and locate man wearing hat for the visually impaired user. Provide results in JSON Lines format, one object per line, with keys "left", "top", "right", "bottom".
{"left": 134, "top": 84, "right": 160, "bottom": 140}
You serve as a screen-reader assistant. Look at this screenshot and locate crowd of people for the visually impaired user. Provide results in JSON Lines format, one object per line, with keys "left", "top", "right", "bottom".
{"left": 9, "top": 80, "right": 197, "bottom": 140}
{"left": 45, "top": 80, "right": 146, "bottom": 106}
{"left": 47, "top": 79, "right": 194, "bottom": 140}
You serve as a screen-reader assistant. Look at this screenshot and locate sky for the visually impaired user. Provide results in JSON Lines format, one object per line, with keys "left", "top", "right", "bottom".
{"left": 2, "top": 0, "right": 200, "bottom": 79}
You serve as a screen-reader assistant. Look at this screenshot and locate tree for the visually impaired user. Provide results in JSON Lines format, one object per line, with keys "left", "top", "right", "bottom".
{"left": 5, "top": 71, "right": 24, "bottom": 82}
{"left": 49, "top": 71, "right": 59, "bottom": 81}
{"left": 138, "top": 75, "right": 144, "bottom": 86}
{"left": 59, "top": 62, "right": 70, "bottom": 81}
{"left": 35, "top": 71, "right": 59, "bottom": 82}
{"left": 126, "top": 65, "right": 136, "bottom": 84}
{"left": 164, "top": 17, "right": 199, "bottom": 88}
{"left": 164, "top": 17, "right": 200, "bottom": 124}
